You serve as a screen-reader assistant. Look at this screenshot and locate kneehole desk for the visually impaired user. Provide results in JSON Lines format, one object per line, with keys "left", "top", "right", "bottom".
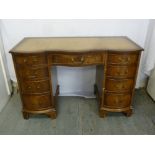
{"left": 10, "top": 37, "right": 143, "bottom": 119}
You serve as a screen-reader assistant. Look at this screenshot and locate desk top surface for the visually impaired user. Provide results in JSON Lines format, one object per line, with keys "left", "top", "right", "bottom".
{"left": 10, "top": 37, "right": 143, "bottom": 53}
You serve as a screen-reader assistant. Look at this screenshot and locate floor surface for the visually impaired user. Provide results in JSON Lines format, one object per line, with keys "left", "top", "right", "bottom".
{"left": 0, "top": 89, "right": 155, "bottom": 135}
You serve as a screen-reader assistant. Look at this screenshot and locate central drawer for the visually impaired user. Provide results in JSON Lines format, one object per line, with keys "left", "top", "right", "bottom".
{"left": 21, "top": 80, "right": 50, "bottom": 94}
{"left": 48, "top": 53, "right": 104, "bottom": 65}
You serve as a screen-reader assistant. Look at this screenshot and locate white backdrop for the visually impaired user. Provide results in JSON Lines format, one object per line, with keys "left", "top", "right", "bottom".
{"left": 143, "top": 20, "right": 155, "bottom": 75}
{"left": 0, "top": 19, "right": 149, "bottom": 95}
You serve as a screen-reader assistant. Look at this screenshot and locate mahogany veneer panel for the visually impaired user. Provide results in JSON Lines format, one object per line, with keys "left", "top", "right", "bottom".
{"left": 22, "top": 93, "right": 52, "bottom": 111}
{"left": 106, "top": 65, "right": 137, "bottom": 78}
{"left": 21, "top": 80, "right": 50, "bottom": 94}
{"left": 108, "top": 53, "right": 139, "bottom": 65}
{"left": 18, "top": 67, "right": 49, "bottom": 80}
{"left": 104, "top": 93, "right": 131, "bottom": 108}
{"left": 105, "top": 78, "right": 134, "bottom": 92}
{"left": 48, "top": 53, "right": 105, "bottom": 66}
{"left": 14, "top": 54, "right": 47, "bottom": 66}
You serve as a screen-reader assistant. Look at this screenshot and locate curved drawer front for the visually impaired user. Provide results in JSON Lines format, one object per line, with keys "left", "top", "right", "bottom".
{"left": 106, "top": 65, "right": 136, "bottom": 78}
{"left": 23, "top": 94, "right": 52, "bottom": 110}
{"left": 48, "top": 54, "right": 104, "bottom": 65}
{"left": 21, "top": 80, "right": 50, "bottom": 94}
{"left": 18, "top": 67, "right": 49, "bottom": 80}
{"left": 105, "top": 78, "right": 134, "bottom": 92}
{"left": 104, "top": 93, "right": 131, "bottom": 108}
{"left": 108, "top": 53, "right": 138, "bottom": 65}
{"left": 15, "top": 54, "right": 47, "bottom": 66}
{"left": 84, "top": 54, "right": 104, "bottom": 64}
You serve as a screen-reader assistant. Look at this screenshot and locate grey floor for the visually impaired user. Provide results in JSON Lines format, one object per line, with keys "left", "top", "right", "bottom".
{"left": 0, "top": 89, "right": 155, "bottom": 135}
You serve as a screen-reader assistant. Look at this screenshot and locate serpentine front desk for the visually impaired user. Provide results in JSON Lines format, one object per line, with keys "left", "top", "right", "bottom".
{"left": 10, "top": 37, "right": 143, "bottom": 119}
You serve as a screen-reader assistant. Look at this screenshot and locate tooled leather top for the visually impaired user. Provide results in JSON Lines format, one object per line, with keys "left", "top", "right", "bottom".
{"left": 10, "top": 36, "right": 143, "bottom": 53}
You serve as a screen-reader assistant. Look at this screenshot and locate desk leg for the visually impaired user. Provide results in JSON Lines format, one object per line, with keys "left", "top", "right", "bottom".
{"left": 99, "top": 109, "right": 107, "bottom": 118}
{"left": 123, "top": 109, "right": 132, "bottom": 117}
{"left": 46, "top": 109, "right": 57, "bottom": 119}
{"left": 46, "top": 85, "right": 59, "bottom": 119}
{"left": 23, "top": 112, "right": 30, "bottom": 120}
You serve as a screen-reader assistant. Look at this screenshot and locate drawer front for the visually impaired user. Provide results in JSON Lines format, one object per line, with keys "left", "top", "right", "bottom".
{"left": 18, "top": 67, "right": 49, "bottom": 80}
{"left": 105, "top": 78, "right": 134, "bottom": 92}
{"left": 108, "top": 53, "right": 138, "bottom": 65}
{"left": 84, "top": 54, "right": 104, "bottom": 64}
{"left": 106, "top": 65, "right": 137, "bottom": 78}
{"left": 48, "top": 54, "right": 104, "bottom": 65}
{"left": 21, "top": 80, "right": 50, "bottom": 94}
{"left": 104, "top": 93, "right": 131, "bottom": 108}
{"left": 15, "top": 54, "right": 47, "bottom": 66}
{"left": 23, "top": 94, "right": 52, "bottom": 110}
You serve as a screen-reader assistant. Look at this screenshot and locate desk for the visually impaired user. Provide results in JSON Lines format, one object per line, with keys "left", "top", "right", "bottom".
{"left": 10, "top": 37, "right": 143, "bottom": 119}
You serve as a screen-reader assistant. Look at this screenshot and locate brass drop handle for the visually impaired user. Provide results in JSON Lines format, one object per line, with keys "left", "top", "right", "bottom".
{"left": 28, "top": 75, "right": 36, "bottom": 78}
{"left": 118, "top": 56, "right": 130, "bottom": 63}
{"left": 124, "top": 70, "right": 128, "bottom": 74}
{"left": 37, "top": 86, "right": 40, "bottom": 89}
{"left": 28, "top": 86, "right": 31, "bottom": 89}
{"left": 122, "top": 85, "right": 125, "bottom": 89}
{"left": 115, "top": 98, "right": 119, "bottom": 104}
{"left": 34, "top": 71, "right": 38, "bottom": 75}
{"left": 116, "top": 69, "right": 128, "bottom": 75}
{"left": 81, "top": 57, "right": 84, "bottom": 62}
{"left": 71, "top": 57, "right": 84, "bottom": 63}
{"left": 29, "top": 71, "right": 37, "bottom": 78}
{"left": 32, "top": 56, "right": 38, "bottom": 62}
{"left": 127, "top": 57, "right": 130, "bottom": 62}
{"left": 33, "top": 58, "right": 38, "bottom": 62}
{"left": 115, "top": 98, "right": 123, "bottom": 104}
{"left": 23, "top": 59, "right": 27, "bottom": 63}
{"left": 116, "top": 83, "right": 125, "bottom": 89}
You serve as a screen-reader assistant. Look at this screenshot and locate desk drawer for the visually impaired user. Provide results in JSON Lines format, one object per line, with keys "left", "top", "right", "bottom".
{"left": 108, "top": 53, "right": 138, "bottom": 65}
{"left": 104, "top": 93, "right": 131, "bottom": 108}
{"left": 105, "top": 78, "right": 134, "bottom": 92}
{"left": 15, "top": 54, "right": 47, "bottom": 66}
{"left": 48, "top": 54, "right": 104, "bottom": 65}
{"left": 21, "top": 80, "right": 50, "bottom": 94}
{"left": 23, "top": 94, "right": 52, "bottom": 110}
{"left": 18, "top": 67, "right": 49, "bottom": 80}
{"left": 106, "top": 65, "right": 136, "bottom": 78}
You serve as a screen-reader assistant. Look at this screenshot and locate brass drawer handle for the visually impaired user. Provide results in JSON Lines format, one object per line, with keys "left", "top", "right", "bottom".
{"left": 28, "top": 76, "right": 36, "bottom": 78}
{"left": 116, "top": 69, "right": 128, "bottom": 75}
{"left": 127, "top": 57, "right": 130, "bottom": 62}
{"left": 81, "top": 57, "right": 84, "bottom": 62}
{"left": 28, "top": 71, "right": 38, "bottom": 78}
{"left": 125, "top": 70, "right": 128, "bottom": 74}
{"left": 34, "top": 71, "right": 38, "bottom": 75}
{"left": 32, "top": 56, "right": 39, "bottom": 62}
{"left": 118, "top": 56, "right": 130, "bottom": 63}
{"left": 115, "top": 98, "right": 119, "bottom": 104}
{"left": 23, "top": 59, "right": 27, "bottom": 63}
{"left": 71, "top": 57, "right": 84, "bottom": 63}
{"left": 37, "top": 86, "right": 40, "bottom": 89}
{"left": 33, "top": 58, "right": 38, "bottom": 62}
{"left": 115, "top": 98, "right": 123, "bottom": 104}
{"left": 28, "top": 86, "right": 31, "bottom": 89}
{"left": 115, "top": 84, "right": 125, "bottom": 89}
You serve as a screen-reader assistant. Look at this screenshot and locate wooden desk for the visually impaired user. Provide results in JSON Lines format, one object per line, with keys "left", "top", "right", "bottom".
{"left": 10, "top": 37, "right": 143, "bottom": 119}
